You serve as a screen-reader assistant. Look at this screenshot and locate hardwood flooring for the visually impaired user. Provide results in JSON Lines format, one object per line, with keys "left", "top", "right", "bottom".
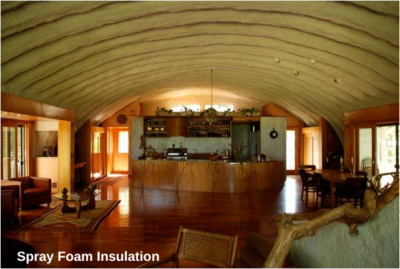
{"left": 2, "top": 175, "right": 316, "bottom": 268}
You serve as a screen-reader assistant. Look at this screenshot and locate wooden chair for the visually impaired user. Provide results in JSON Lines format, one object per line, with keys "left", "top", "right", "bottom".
{"left": 138, "top": 226, "right": 238, "bottom": 268}
{"left": 299, "top": 169, "right": 317, "bottom": 203}
{"left": 299, "top": 165, "right": 316, "bottom": 170}
{"left": 335, "top": 177, "right": 368, "bottom": 208}
{"left": 355, "top": 171, "right": 368, "bottom": 177}
{"left": 314, "top": 172, "right": 331, "bottom": 209}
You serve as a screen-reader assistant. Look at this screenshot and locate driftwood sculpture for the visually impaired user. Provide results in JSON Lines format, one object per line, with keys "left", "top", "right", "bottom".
{"left": 264, "top": 174, "right": 399, "bottom": 268}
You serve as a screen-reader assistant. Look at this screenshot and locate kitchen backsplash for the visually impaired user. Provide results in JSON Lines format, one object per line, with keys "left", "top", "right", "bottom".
{"left": 145, "top": 137, "right": 232, "bottom": 154}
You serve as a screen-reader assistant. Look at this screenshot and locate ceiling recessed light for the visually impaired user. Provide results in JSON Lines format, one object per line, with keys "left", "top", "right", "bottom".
{"left": 310, "top": 59, "right": 317, "bottom": 64}
{"left": 334, "top": 78, "right": 342, "bottom": 84}
{"left": 274, "top": 58, "right": 281, "bottom": 64}
{"left": 293, "top": 70, "right": 300, "bottom": 76}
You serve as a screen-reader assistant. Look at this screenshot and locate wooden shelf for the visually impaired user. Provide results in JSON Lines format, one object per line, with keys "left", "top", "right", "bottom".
{"left": 187, "top": 117, "right": 231, "bottom": 138}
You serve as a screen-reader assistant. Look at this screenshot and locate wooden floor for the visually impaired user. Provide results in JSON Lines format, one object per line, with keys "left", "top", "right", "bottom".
{"left": 2, "top": 175, "right": 316, "bottom": 268}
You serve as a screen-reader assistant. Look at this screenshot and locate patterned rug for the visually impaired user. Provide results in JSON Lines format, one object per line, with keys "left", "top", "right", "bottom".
{"left": 95, "top": 175, "right": 126, "bottom": 186}
{"left": 18, "top": 200, "right": 120, "bottom": 232}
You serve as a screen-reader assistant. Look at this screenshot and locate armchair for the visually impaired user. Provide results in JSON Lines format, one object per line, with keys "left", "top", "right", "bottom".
{"left": 8, "top": 177, "right": 51, "bottom": 209}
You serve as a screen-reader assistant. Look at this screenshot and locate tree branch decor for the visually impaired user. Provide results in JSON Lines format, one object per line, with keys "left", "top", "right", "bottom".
{"left": 263, "top": 174, "right": 399, "bottom": 268}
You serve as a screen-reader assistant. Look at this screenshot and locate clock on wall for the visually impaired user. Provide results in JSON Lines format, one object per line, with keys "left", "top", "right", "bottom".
{"left": 117, "top": 114, "right": 127, "bottom": 124}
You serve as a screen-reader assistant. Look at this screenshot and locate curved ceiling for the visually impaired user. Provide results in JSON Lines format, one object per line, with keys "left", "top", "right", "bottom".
{"left": 1, "top": 1, "right": 399, "bottom": 139}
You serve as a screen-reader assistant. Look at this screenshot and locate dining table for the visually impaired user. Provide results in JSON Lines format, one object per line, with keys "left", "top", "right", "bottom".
{"left": 306, "top": 169, "right": 366, "bottom": 208}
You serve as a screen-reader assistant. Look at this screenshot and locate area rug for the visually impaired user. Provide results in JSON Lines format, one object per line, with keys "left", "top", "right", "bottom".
{"left": 18, "top": 200, "right": 120, "bottom": 232}
{"left": 96, "top": 175, "right": 126, "bottom": 186}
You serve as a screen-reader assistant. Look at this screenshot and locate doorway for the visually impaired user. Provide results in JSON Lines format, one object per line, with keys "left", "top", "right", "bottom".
{"left": 92, "top": 129, "right": 105, "bottom": 180}
{"left": 1, "top": 122, "right": 28, "bottom": 180}
{"left": 110, "top": 127, "right": 129, "bottom": 173}
{"left": 286, "top": 130, "right": 296, "bottom": 172}
{"left": 357, "top": 123, "right": 399, "bottom": 178}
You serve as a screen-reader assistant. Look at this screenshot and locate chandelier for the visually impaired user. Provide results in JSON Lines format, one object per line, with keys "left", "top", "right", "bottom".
{"left": 205, "top": 69, "right": 218, "bottom": 124}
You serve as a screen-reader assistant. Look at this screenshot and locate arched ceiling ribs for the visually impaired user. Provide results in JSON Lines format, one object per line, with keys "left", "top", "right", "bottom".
{"left": 1, "top": 1, "right": 398, "bottom": 140}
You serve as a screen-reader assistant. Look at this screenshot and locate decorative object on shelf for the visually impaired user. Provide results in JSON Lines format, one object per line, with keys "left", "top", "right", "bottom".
{"left": 155, "top": 107, "right": 173, "bottom": 115}
{"left": 116, "top": 114, "right": 127, "bottom": 124}
{"left": 269, "top": 127, "right": 279, "bottom": 139}
{"left": 222, "top": 108, "right": 234, "bottom": 116}
{"left": 42, "top": 146, "right": 54, "bottom": 157}
{"left": 238, "top": 107, "right": 259, "bottom": 117}
{"left": 229, "top": 141, "right": 248, "bottom": 162}
{"left": 145, "top": 145, "right": 156, "bottom": 159}
{"left": 201, "top": 107, "right": 218, "bottom": 124}
{"left": 61, "top": 187, "right": 68, "bottom": 195}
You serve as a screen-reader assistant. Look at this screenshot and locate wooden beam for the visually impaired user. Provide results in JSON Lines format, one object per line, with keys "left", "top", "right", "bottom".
{"left": 1, "top": 92, "right": 74, "bottom": 122}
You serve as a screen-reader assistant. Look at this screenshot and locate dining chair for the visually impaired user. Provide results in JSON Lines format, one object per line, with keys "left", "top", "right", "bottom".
{"left": 355, "top": 171, "right": 368, "bottom": 177}
{"left": 335, "top": 177, "right": 368, "bottom": 208}
{"left": 299, "top": 165, "right": 316, "bottom": 170}
{"left": 314, "top": 172, "right": 331, "bottom": 209}
{"left": 138, "top": 226, "right": 238, "bottom": 268}
{"left": 299, "top": 169, "right": 317, "bottom": 203}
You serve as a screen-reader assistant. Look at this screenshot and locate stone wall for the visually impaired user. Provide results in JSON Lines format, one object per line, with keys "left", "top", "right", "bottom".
{"left": 289, "top": 197, "right": 399, "bottom": 267}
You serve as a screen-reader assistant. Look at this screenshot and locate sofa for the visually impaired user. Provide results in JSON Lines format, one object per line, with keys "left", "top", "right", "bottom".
{"left": 8, "top": 177, "right": 51, "bottom": 209}
{"left": 1, "top": 185, "right": 19, "bottom": 223}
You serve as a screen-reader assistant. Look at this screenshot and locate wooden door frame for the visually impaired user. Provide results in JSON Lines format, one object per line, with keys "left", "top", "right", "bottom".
{"left": 354, "top": 123, "right": 376, "bottom": 175}
{"left": 111, "top": 127, "right": 129, "bottom": 174}
{"left": 1, "top": 119, "right": 31, "bottom": 179}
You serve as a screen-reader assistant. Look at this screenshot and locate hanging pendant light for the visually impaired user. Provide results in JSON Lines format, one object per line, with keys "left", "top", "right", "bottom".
{"left": 205, "top": 69, "right": 218, "bottom": 124}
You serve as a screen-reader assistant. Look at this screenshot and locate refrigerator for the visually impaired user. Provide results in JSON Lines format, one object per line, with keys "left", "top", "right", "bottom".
{"left": 232, "top": 123, "right": 260, "bottom": 161}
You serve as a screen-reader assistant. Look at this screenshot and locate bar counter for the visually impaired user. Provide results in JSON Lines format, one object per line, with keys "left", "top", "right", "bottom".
{"left": 131, "top": 159, "right": 285, "bottom": 193}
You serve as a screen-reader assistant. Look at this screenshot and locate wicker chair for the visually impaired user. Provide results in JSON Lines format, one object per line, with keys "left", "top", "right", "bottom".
{"left": 138, "top": 226, "right": 238, "bottom": 268}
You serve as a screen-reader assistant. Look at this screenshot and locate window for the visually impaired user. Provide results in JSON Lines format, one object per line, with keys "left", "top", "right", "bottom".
{"left": 204, "top": 104, "right": 234, "bottom": 112}
{"left": 171, "top": 104, "right": 201, "bottom": 112}
{"left": 118, "top": 131, "right": 129, "bottom": 153}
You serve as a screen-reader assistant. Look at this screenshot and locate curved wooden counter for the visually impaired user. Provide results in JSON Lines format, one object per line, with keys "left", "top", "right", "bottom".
{"left": 131, "top": 160, "right": 285, "bottom": 193}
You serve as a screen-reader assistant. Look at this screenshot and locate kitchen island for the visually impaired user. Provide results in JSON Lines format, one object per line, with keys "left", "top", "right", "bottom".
{"left": 131, "top": 159, "right": 285, "bottom": 193}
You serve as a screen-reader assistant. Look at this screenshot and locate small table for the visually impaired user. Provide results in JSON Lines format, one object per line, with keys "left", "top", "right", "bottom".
{"left": 53, "top": 190, "right": 99, "bottom": 218}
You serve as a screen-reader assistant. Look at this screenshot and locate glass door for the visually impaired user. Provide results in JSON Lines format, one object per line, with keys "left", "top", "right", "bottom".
{"left": 2, "top": 123, "right": 27, "bottom": 180}
{"left": 358, "top": 127, "right": 375, "bottom": 177}
{"left": 376, "top": 124, "right": 399, "bottom": 186}
{"left": 2, "top": 125, "right": 17, "bottom": 180}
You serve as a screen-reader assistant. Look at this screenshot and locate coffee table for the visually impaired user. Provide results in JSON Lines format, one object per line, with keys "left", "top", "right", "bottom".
{"left": 53, "top": 190, "right": 100, "bottom": 218}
